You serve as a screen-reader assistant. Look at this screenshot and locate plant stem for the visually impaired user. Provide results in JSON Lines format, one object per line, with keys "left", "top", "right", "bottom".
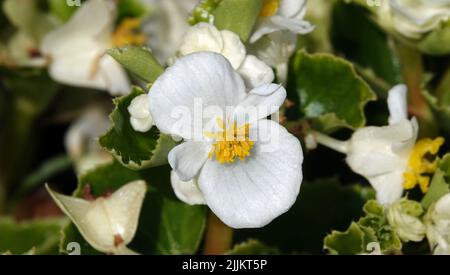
{"left": 0, "top": 99, "right": 36, "bottom": 202}
{"left": 395, "top": 41, "right": 436, "bottom": 136}
{"left": 311, "top": 130, "right": 349, "bottom": 154}
{"left": 203, "top": 211, "right": 234, "bottom": 255}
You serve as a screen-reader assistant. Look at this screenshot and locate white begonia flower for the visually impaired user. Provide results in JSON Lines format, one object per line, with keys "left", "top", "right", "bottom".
{"left": 378, "top": 0, "right": 450, "bottom": 39}
{"left": 65, "top": 109, "right": 113, "bottom": 174}
{"left": 2, "top": 0, "right": 55, "bottom": 67}
{"left": 128, "top": 94, "right": 154, "bottom": 133}
{"left": 141, "top": 0, "right": 199, "bottom": 64}
{"left": 178, "top": 23, "right": 274, "bottom": 88}
{"left": 148, "top": 52, "right": 303, "bottom": 229}
{"left": 250, "top": 0, "right": 314, "bottom": 43}
{"left": 425, "top": 193, "right": 450, "bottom": 255}
{"left": 46, "top": 181, "right": 147, "bottom": 255}
{"left": 313, "top": 85, "right": 419, "bottom": 205}
{"left": 41, "top": 0, "right": 131, "bottom": 96}
{"left": 386, "top": 199, "right": 426, "bottom": 242}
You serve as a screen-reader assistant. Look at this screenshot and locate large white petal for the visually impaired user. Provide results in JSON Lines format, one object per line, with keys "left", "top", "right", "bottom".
{"left": 346, "top": 120, "right": 416, "bottom": 177}
{"left": 168, "top": 141, "right": 211, "bottom": 182}
{"left": 178, "top": 23, "right": 224, "bottom": 57}
{"left": 148, "top": 52, "right": 247, "bottom": 139}
{"left": 237, "top": 55, "right": 275, "bottom": 88}
{"left": 170, "top": 171, "right": 206, "bottom": 205}
{"left": 232, "top": 84, "right": 286, "bottom": 125}
{"left": 369, "top": 171, "right": 404, "bottom": 205}
{"left": 46, "top": 181, "right": 146, "bottom": 254}
{"left": 220, "top": 30, "right": 246, "bottom": 69}
{"left": 98, "top": 55, "right": 131, "bottom": 96}
{"left": 278, "top": 0, "right": 306, "bottom": 18}
{"left": 47, "top": 48, "right": 108, "bottom": 91}
{"left": 198, "top": 120, "right": 303, "bottom": 228}
{"left": 41, "top": 0, "right": 114, "bottom": 56}
{"left": 388, "top": 84, "right": 408, "bottom": 125}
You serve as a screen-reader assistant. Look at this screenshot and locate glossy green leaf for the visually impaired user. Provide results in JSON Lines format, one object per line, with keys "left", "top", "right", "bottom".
{"left": 234, "top": 179, "right": 368, "bottom": 254}
{"left": 47, "top": 0, "right": 79, "bottom": 22}
{"left": 287, "top": 50, "right": 376, "bottom": 132}
{"left": 423, "top": 90, "right": 450, "bottom": 134}
{"left": 99, "top": 87, "right": 176, "bottom": 170}
{"left": 330, "top": 2, "right": 401, "bottom": 86}
{"left": 60, "top": 162, "right": 206, "bottom": 255}
{"left": 323, "top": 222, "right": 367, "bottom": 255}
{"left": 226, "top": 240, "right": 280, "bottom": 255}
{"left": 422, "top": 155, "right": 450, "bottom": 209}
{"left": 117, "top": 0, "right": 149, "bottom": 22}
{"left": 0, "top": 217, "right": 65, "bottom": 255}
{"left": 213, "top": 0, "right": 263, "bottom": 42}
{"left": 107, "top": 46, "right": 164, "bottom": 83}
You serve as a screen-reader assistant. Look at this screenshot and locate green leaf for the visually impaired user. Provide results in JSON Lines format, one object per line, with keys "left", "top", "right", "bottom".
{"left": 0, "top": 217, "right": 65, "bottom": 255}
{"left": 234, "top": 179, "right": 368, "bottom": 254}
{"left": 422, "top": 154, "right": 450, "bottom": 209}
{"left": 213, "top": 0, "right": 263, "bottom": 42}
{"left": 324, "top": 199, "right": 403, "bottom": 255}
{"left": 423, "top": 89, "right": 450, "bottom": 134}
{"left": 107, "top": 46, "right": 164, "bottom": 83}
{"left": 47, "top": 0, "right": 79, "bottom": 22}
{"left": 189, "top": 0, "right": 222, "bottom": 25}
{"left": 0, "top": 68, "right": 59, "bottom": 116}
{"left": 60, "top": 162, "right": 206, "bottom": 255}
{"left": 287, "top": 50, "right": 376, "bottom": 132}
{"left": 330, "top": 2, "right": 401, "bottom": 86}
{"left": 117, "top": 0, "right": 149, "bottom": 22}
{"left": 15, "top": 155, "right": 72, "bottom": 198}
{"left": 226, "top": 240, "right": 280, "bottom": 255}
{"left": 99, "top": 87, "right": 176, "bottom": 170}
{"left": 323, "top": 222, "right": 366, "bottom": 255}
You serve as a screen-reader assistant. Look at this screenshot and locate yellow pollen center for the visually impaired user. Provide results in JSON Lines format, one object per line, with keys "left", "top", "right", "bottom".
{"left": 260, "top": 0, "right": 280, "bottom": 17}
{"left": 112, "top": 18, "right": 147, "bottom": 47}
{"left": 403, "top": 137, "right": 445, "bottom": 193}
{"left": 205, "top": 118, "right": 254, "bottom": 164}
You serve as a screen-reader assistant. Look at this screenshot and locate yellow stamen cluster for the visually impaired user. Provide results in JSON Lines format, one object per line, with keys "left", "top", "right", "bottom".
{"left": 260, "top": 0, "right": 280, "bottom": 17}
{"left": 112, "top": 18, "right": 147, "bottom": 47}
{"left": 206, "top": 119, "right": 254, "bottom": 164}
{"left": 403, "top": 137, "right": 445, "bottom": 193}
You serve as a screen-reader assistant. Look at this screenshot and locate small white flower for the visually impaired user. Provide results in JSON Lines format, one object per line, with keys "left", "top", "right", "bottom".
{"left": 149, "top": 52, "right": 303, "bottom": 228}
{"left": 178, "top": 23, "right": 274, "bottom": 88}
{"left": 128, "top": 94, "right": 154, "bottom": 132}
{"left": 65, "top": 109, "right": 112, "bottom": 174}
{"left": 41, "top": 0, "right": 131, "bottom": 96}
{"left": 314, "top": 85, "right": 418, "bottom": 205}
{"left": 250, "top": 0, "right": 314, "bottom": 43}
{"left": 425, "top": 193, "right": 450, "bottom": 255}
{"left": 379, "top": 0, "right": 450, "bottom": 39}
{"left": 46, "top": 181, "right": 147, "bottom": 255}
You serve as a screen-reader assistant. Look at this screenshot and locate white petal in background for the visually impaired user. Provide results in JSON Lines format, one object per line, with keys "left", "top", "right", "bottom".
{"left": 41, "top": 0, "right": 130, "bottom": 95}
{"left": 46, "top": 181, "right": 147, "bottom": 254}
